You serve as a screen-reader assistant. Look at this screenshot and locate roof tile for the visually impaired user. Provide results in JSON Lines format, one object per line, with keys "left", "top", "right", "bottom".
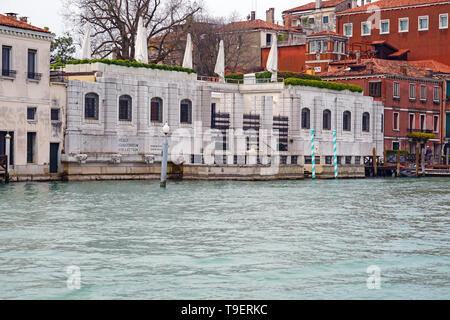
{"left": 0, "top": 14, "right": 51, "bottom": 34}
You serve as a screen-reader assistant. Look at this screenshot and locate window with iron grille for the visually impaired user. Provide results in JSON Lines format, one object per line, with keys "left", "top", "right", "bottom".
{"left": 362, "top": 112, "right": 370, "bottom": 132}
{"left": 323, "top": 109, "right": 331, "bottom": 130}
{"left": 150, "top": 97, "right": 163, "bottom": 122}
{"left": 180, "top": 99, "right": 192, "bottom": 124}
{"left": 325, "top": 156, "right": 332, "bottom": 165}
{"left": 304, "top": 156, "right": 312, "bottom": 164}
{"left": 369, "top": 82, "right": 381, "bottom": 97}
{"left": 345, "top": 156, "right": 352, "bottom": 164}
{"left": 343, "top": 111, "right": 351, "bottom": 131}
{"left": 301, "top": 108, "right": 310, "bottom": 129}
{"left": 119, "top": 95, "right": 132, "bottom": 121}
{"left": 85, "top": 93, "right": 99, "bottom": 120}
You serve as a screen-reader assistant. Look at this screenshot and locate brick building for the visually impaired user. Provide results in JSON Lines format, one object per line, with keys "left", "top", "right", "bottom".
{"left": 336, "top": 0, "right": 450, "bottom": 65}
{"left": 322, "top": 58, "right": 445, "bottom": 156}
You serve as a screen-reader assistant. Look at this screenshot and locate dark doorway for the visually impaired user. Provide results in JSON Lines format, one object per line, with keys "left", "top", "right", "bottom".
{"left": 50, "top": 143, "right": 59, "bottom": 173}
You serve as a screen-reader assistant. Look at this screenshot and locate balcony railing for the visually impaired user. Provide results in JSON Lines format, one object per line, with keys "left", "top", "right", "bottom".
{"left": 27, "top": 72, "right": 42, "bottom": 81}
{"left": 1, "top": 69, "right": 16, "bottom": 78}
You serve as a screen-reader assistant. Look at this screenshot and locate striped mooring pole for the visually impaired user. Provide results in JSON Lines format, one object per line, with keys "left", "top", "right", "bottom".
{"left": 311, "top": 128, "right": 316, "bottom": 180}
{"left": 333, "top": 129, "right": 338, "bottom": 179}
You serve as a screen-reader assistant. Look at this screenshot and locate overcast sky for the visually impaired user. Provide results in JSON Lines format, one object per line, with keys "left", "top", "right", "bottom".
{"left": 1, "top": 0, "right": 310, "bottom": 36}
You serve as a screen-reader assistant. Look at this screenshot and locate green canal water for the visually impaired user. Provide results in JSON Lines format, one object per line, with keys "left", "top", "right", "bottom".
{"left": 0, "top": 178, "right": 449, "bottom": 300}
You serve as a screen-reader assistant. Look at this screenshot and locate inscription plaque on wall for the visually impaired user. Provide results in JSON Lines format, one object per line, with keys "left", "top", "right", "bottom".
{"left": 118, "top": 137, "right": 141, "bottom": 153}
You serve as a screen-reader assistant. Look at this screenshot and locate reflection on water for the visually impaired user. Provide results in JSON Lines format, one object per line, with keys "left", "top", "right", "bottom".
{"left": 0, "top": 178, "right": 449, "bottom": 299}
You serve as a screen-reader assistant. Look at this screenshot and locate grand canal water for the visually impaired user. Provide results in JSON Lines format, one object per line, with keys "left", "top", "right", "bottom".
{"left": 0, "top": 178, "right": 449, "bottom": 300}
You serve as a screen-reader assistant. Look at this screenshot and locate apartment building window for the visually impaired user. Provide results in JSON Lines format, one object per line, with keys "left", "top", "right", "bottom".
{"left": 362, "top": 112, "right": 370, "bottom": 132}
{"left": 420, "top": 85, "right": 427, "bottom": 101}
{"left": 409, "top": 113, "right": 415, "bottom": 130}
{"left": 2, "top": 46, "right": 14, "bottom": 77}
{"left": 399, "top": 18, "right": 409, "bottom": 32}
{"left": 418, "top": 16, "right": 429, "bottom": 31}
{"left": 439, "top": 13, "right": 448, "bottom": 29}
{"left": 309, "top": 18, "right": 315, "bottom": 24}
{"left": 323, "top": 16, "right": 329, "bottom": 24}
{"left": 180, "top": 99, "right": 192, "bottom": 124}
{"left": 27, "top": 107, "right": 37, "bottom": 121}
{"left": 51, "top": 109, "right": 60, "bottom": 121}
{"left": 434, "top": 115, "right": 439, "bottom": 132}
{"left": 309, "top": 41, "right": 316, "bottom": 53}
{"left": 361, "top": 22, "right": 371, "bottom": 36}
{"left": 150, "top": 97, "right": 163, "bottom": 123}
{"left": 323, "top": 109, "right": 331, "bottom": 130}
{"left": 301, "top": 108, "right": 310, "bottom": 129}
{"left": 409, "top": 84, "right": 416, "bottom": 100}
{"left": 119, "top": 95, "right": 132, "bottom": 121}
{"left": 27, "top": 49, "right": 40, "bottom": 80}
{"left": 393, "top": 112, "right": 399, "bottom": 131}
{"left": 27, "top": 132, "right": 36, "bottom": 163}
{"left": 380, "top": 20, "right": 390, "bottom": 34}
{"left": 393, "top": 141, "right": 400, "bottom": 150}
{"left": 433, "top": 87, "right": 440, "bottom": 103}
{"left": 393, "top": 82, "right": 400, "bottom": 98}
{"left": 85, "top": 93, "right": 99, "bottom": 120}
{"left": 420, "top": 114, "right": 426, "bottom": 131}
{"left": 344, "top": 23, "right": 353, "bottom": 37}
{"left": 343, "top": 111, "right": 351, "bottom": 131}
{"left": 369, "top": 81, "right": 381, "bottom": 97}
{"left": 266, "top": 33, "right": 272, "bottom": 46}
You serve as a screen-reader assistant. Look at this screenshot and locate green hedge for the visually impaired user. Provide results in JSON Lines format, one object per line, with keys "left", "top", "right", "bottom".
{"left": 51, "top": 59, "right": 196, "bottom": 74}
{"left": 225, "top": 73, "right": 244, "bottom": 80}
{"left": 225, "top": 71, "right": 321, "bottom": 81}
{"left": 284, "top": 78, "right": 363, "bottom": 93}
{"left": 407, "top": 132, "right": 435, "bottom": 141}
{"left": 386, "top": 150, "right": 408, "bottom": 155}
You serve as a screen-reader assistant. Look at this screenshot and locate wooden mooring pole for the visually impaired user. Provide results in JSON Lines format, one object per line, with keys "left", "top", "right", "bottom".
{"left": 373, "top": 147, "right": 377, "bottom": 177}
{"left": 416, "top": 144, "right": 420, "bottom": 177}
{"left": 396, "top": 150, "right": 401, "bottom": 177}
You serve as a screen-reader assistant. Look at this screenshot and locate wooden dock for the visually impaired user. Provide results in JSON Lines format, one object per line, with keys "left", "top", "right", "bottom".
{"left": 0, "top": 155, "right": 8, "bottom": 183}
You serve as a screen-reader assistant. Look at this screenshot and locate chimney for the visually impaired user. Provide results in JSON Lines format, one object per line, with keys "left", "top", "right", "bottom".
{"left": 5, "top": 12, "right": 18, "bottom": 20}
{"left": 400, "top": 65, "right": 408, "bottom": 76}
{"left": 266, "top": 8, "right": 275, "bottom": 24}
{"left": 316, "top": 0, "right": 322, "bottom": 9}
{"left": 425, "top": 68, "right": 433, "bottom": 78}
{"left": 251, "top": 11, "right": 256, "bottom": 21}
{"left": 19, "top": 16, "right": 28, "bottom": 23}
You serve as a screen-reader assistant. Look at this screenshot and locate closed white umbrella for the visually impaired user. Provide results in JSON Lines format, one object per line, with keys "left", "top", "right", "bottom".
{"left": 214, "top": 40, "right": 225, "bottom": 82}
{"left": 81, "top": 23, "right": 91, "bottom": 60}
{"left": 182, "top": 33, "right": 193, "bottom": 69}
{"left": 135, "top": 17, "right": 149, "bottom": 63}
{"left": 266, "top": 34, "right": 278, "bottom": 82}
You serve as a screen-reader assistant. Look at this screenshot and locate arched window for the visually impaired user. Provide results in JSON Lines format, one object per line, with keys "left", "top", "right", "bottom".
{"left": 301, "top": 108, "right": 310, "bottom": 129}
{"left": 343, "top": 111, "right": 351, "bottom": 131}
{"left": 323, "top": 109, "right": 331, "bottom": 130}
{"left": 150, "top": 97, "right": 163, "bottom": 123}
{"left": 85, "top": 93, "right": 99, "bottom": 120}
{"left": 119, "top": 95, "right": 132, "bottom": 121}
{"left": 362, "top": 112, "right": 370, "bottom": 132}
{"left": 180, "top": 99, "right": 192, "bottom": 124}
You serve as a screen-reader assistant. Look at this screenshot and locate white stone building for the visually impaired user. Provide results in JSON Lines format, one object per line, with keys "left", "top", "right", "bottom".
{"left": 62, "top": 62, "right": 383, "bottom": 180}
{"left": 0, "top": 13, "right": 66, "bottom": 181}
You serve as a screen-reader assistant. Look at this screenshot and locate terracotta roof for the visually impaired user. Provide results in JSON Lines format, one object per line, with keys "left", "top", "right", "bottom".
{"left": 307, "top": 30, "right": 347, "bottom": 37}
{"left": 0, "top": 14, "right": 51, "bottom": 33}
{"left": 409, "top": 60, "right": 450, "bottom": 74}
{"left": 389, "top": 49, "right": 410, "bottom": 57}
{"left": 322, "top": 58, "right": 433, "bottom": 78}
{"left": 339, "top": 0, "right": 449, "bottom": 15}
{"left": 283, "top": 0, "right": 348, "bottom": 14}
{"left": 224, "top": 19, "right": 299, "bottom": 32}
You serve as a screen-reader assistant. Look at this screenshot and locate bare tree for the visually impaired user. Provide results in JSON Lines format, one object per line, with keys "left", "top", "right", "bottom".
{"left": 63, "top": 0, "right": 203, "bottom": 61}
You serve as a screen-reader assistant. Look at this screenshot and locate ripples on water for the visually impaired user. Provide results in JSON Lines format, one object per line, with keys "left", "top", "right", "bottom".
{"left": 0, "top": 178, "right": 449, "bottom": 299}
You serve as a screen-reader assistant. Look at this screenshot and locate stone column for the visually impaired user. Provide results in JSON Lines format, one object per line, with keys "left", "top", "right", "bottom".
{"left": 261, "top": 96, "right": 274, "bottom": 165}
{"left": 65, "top": 81, "right": 84, "bottom": 154}
{"left": 167, "top": 83, "right": 178, "bottom": 130}
{"left": 232, "top": 93, "right": 245, "bottom": 165}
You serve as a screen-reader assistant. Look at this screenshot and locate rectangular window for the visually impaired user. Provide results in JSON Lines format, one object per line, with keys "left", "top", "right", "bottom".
{"left": 323, "top": 16, "right": 329, "bottom": 24}
{"left": 51, "top": 109, "right": 60, "bottom": 121}
{"left": 27, "top": 132, "right": 36, "bottom": 163}
{"left": 266, "top": 33, "right": 272, "bottom": 46}
{"left": 325, "top": 156, "right": 332, "bottom": 165}
{"left": 420, "top": 114, "right": 426, "bottom": 130}
{"left": 393, "top": 112, "right": 399, "bottom": 131}
{"left": 369, "top": 82, "right": 381, "bottom": 97}
{"left": 418, "top": 16, "right": 429, "bottom": 31}
{"left": 409, "top": 84, "right": 416, "bottom": 100}
{"left": 361, "top": 22, "right": 371, "bottom": 36}
{"left": 380, "top": 20, "right": 390, "bottom": 34}
{"left": 2, "top": 46, "right": 12, "bottom": 77}
{"left": 344, "top": 23, "right": 353, "bottom": 37}
{"left": 321, "top": 40, "right": 327, "bottom": 52}
{"left": 393, "top": 141, "right": 400, "bottom": 150}
{"left": 310, "top": 41, "right": 316, "bottom": 53}
{"left": 439, "top": 13, "right": 448, "bottom": 29}
{"left": 399, "top": 18, "right": 409, "bottom": 32}
{"left": 409, "top": 113, "right": 415, "bottom": 130}
{"left": 393, "top": 82, "right": 400, "bottom": 98}
{"left": 434, "top": 115, "right": 439, "bottom": 132}
{"left": 27, "top": 49, "right": 37, "bottom": 79}
{"left": 309, "top": 18, "right": 315, "bottom": 24}
{"left": 345, "top": 156, "right": 352, "bottom": 165}
{"left": 27, "top": 107, "right": 37, "bottom": 121}
{"left": 433, "top": 87, "right": 440, "bottom": 103}
{"left": 420, "top": 85, "right": 427, "bottom": 101}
